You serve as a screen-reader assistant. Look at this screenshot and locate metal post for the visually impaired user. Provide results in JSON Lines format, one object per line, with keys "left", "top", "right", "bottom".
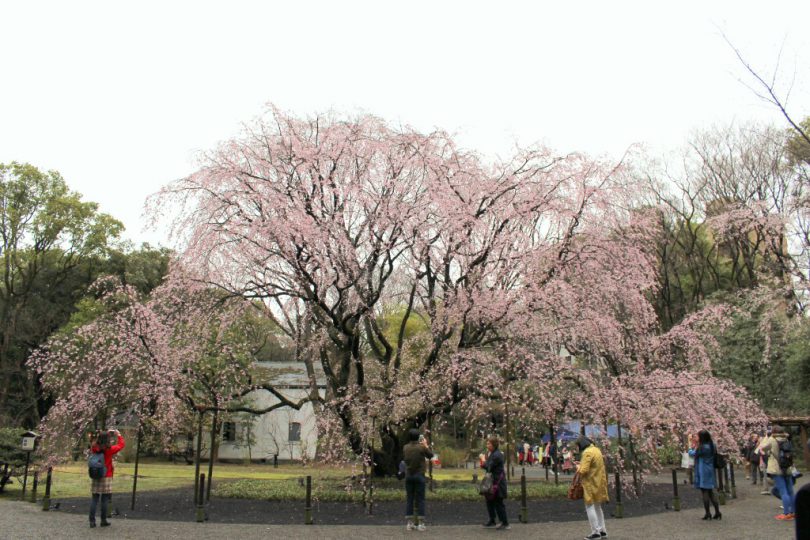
{"left": 728, "top": 463, "right": 737, "bottom": 499}
{"left": 41, "top": 467, "right": 52, "bottom": 511}
{"left": 671, "top": 469, "right": 680, "bottom": 511}
{"left": 21, "top": 451, "right": 31, "bottom": 500}
{"left": 305, "top": 475, "right": 313, "bottom": 524}
{"left": 196, "top": 473, "right": 206, "bottom": 522}
{"left": 519, "top": 467, "right": 528, "bottom": 523}
{"left": 30, "top": 471, "right": 38, "bottom": 503}
{"left": 550, "top": 424, "right": 558, "bottom": 485}
{"left": 427, "top": 415, "right": 434, "bottom": 491}
{"left": 131, "top": 424, "right": 142, "bottom": 510}
{"left": 361, "top": 454, "right": 368, "bottom": 508}
{"left": 504, "top": 405, "right": 510, "bottom": 482}
{"left": 614, "top": 471, "right": 623, "bottom": 518}
{"left": 368, "top": 456, "right": 374, "bottom": 515}
{"left": 369, "top": 416, "right": 375, "bottom": 514}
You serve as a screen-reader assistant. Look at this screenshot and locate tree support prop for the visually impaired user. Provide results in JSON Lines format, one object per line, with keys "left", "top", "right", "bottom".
{"left": 519, "top": 468, "right": 528, "bottom": 523}
{"left": 196, "top": 473, "right": 206, "bottom": 523}
{"left": 305, "top": 475, "right": 313, "bottom": 524}
{"left": 41, "top": 467, "right": 52, "bottom": 511}
{"left": 671, "top": 469, "right": 680, "bottom": 511}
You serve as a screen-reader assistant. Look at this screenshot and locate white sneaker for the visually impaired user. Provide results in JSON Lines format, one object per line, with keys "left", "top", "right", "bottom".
{"left": 406, "top": 520, "right": 415, "bottom": 531}
{"left": 416, "top": 524, "right": 426, "bottom": 532}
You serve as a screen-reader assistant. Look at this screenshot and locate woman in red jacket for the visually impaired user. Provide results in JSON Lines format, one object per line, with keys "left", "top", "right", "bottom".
{"left": 89, "top": 429, "right": 125, "bottom": 528}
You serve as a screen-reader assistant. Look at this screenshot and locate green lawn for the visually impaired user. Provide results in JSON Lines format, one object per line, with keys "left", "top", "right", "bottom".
{"left": 0, "top": 460, "right": 568, "bottom": 502}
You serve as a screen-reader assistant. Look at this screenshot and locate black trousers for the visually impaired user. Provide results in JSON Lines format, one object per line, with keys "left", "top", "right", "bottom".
{"left": 89, "top": 493, "right": 111, "bottom": 523}
{"left": 486, "top": 496, "right": 508, "bottom": 525}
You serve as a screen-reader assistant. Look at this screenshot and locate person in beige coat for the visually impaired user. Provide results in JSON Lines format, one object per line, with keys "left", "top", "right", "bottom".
{"left": 756, "top": 428, "right": 775, "bottom": 495}
{"left": 765, "top": 426, "right": 795, "bottom": 521}
{"left": 576, "top": 436, "right": 609, "bottom": 540}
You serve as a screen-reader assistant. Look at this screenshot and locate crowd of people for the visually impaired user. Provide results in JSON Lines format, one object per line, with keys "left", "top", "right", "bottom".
{"left": 683, "top": 425, "right": 810, "bottom": 537}
{"left": 510, "top": 439, "right": 577, "bottom": 474}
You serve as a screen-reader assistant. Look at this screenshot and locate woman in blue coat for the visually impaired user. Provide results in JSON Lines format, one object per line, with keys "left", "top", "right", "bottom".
{"left": 688, "top": 430, "right": 721, "bottom": 520}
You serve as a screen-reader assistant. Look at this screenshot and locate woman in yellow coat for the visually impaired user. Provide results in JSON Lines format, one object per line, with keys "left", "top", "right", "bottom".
{"left": 576, "top": 437, "right": 609, "bottom": 539}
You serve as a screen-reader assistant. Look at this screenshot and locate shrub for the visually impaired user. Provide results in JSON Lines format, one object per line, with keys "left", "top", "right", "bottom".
{"left": 656, "top": 443, "right": 680, "bottom": 466}
{"left": 0, "top": 427, "right": 29, "bottom": 493}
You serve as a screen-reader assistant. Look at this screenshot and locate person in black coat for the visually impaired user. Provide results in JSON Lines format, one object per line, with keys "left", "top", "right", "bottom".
{"left": 481, "top": 436, "right": 510, "bottom": 530}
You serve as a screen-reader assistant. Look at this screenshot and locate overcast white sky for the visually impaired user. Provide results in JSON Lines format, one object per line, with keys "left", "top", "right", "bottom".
{"left": 1, "top": 1, "right": 808, "bottom": 247}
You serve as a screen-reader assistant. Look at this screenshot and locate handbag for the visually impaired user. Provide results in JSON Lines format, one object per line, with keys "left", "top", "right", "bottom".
{"left": 567, "top": 472, "right": 584, "bottom": 500}
{"left": 396, "top": 460, "right": 406, "bottom": 480}
{"left": 478, "top": 472, "right": 494, "bottom": 495}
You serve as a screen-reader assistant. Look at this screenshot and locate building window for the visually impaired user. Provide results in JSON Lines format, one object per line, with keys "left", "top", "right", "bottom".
{"left": 222, "top": 422, "right": 237, "bottom": 442}
{"left": 288, "top": 422, "right": 301, "bottom": 443}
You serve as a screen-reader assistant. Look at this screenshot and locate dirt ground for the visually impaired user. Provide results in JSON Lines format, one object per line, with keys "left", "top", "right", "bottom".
{"left": 53, "top": 482, "right": 701, "bottom": 525}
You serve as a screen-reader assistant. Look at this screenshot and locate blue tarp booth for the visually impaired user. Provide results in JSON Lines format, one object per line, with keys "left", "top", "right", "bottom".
{"left": 540, "top": 428, "right": 580, "bottom": 443}
{"left": 540, "top": 422, "right": 621, "bottom": 443}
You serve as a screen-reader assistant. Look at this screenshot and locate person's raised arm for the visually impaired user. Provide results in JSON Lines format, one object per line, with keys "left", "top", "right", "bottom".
{"left": 109, "top": 430, "right": 125, "bottom": 454}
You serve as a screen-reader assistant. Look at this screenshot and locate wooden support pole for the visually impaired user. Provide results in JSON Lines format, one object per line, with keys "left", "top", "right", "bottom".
{"left": 193, "top": 410, "right": 204, "bottom": 506}
{"left": 196, "top": 473, "right": 206, "bottom": 522}
{"left": 131, "top": 423, "right": 142, "bottom": 511}
{"left": 41, "top": 467, "right": 52, "bottom": 511}
{"left": 671, "top": 468, "right": 680, "bottom": 511}
{"left": 716, "top": 468, "right": 726, "bottom": 505}
{"left": 207, "top": 409, "right": 218, "bottom": 502}
{"left": 21, "top": 451, "right": 31, "bottom": 500}
{"left": 305, "top": 475, "right": 313, "bottom": 524}
{"left": 30, "top": 470, "right": 38, "bottom": 503}
{"left": 519, "top": 467, "right": 528, "bottom": 523}
{"left": 726, "top": 461, "right": 737, "bottom": 499}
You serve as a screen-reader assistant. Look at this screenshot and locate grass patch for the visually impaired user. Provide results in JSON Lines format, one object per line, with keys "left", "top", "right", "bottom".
{"left": 0, "top": 460, "right": 567, "bottom": 502}
{"left": 213, "top": 477, "right": 569, "bottom": 502}
{"left": 0, "top": 461, "right": 361, "bottom": 499}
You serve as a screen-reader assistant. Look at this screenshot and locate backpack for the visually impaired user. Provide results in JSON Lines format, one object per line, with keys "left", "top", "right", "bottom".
{"left": 396, "top": 460, "right": 406, "bottom": 480}
{"left": 777, "top": 439, "right": 793, "bottom": 471}
{"left": 88, "top": 452, "right": 106, "bottom": 479}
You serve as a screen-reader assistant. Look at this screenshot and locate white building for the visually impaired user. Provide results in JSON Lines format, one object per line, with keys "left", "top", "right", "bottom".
{"left": 203, "top": 361, "right": 326, "bottom": 462}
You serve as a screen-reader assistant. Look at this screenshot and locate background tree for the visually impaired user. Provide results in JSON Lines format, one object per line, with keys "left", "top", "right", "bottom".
{"left": 643, "top": 123, "right": 810, "bottom": 414}
{"left": 0, "top": 162, "right": 123, "bottom": 426}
